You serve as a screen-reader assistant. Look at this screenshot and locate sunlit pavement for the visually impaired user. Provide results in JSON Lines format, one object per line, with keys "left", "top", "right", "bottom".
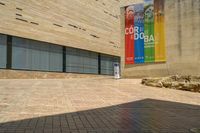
{"left": 0, "top": 78, "right": 200, "bottom": 133}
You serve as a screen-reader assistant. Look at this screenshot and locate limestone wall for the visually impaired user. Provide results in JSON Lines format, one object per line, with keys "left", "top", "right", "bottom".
{"left": 0, "top": 0, "right": 200, "bottom": 78}
{"left": 121, "top": 0, "right": 200, "bottom": 78}
{"left": 0, "top": 0, "right": 121, "bottom": 56}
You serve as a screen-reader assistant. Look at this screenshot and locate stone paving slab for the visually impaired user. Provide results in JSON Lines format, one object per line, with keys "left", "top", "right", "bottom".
{"left": 0, "top": 78, "right": 200, "bottom": 133}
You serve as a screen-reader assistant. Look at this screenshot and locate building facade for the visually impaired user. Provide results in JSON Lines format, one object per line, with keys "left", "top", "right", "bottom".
{"left": 0, "top": 0, "right": 200, "bottom": 78}
{"left": 121, "top": 0, "right": 200, "bottom": 78}
{"left": 0, "top": 0, "right": 121, "bottom": 78}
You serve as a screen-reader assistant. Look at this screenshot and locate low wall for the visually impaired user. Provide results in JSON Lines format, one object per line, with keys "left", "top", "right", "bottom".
{"left": 0, "top": 69, "right": 110, "bottom": 79}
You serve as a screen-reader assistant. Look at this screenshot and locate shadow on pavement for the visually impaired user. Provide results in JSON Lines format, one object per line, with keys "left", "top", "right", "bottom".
{"left": 0, "top": 99, "right": 199, "bottom": 133}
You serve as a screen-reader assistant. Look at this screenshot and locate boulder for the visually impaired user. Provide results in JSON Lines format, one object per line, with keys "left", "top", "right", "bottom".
{"left": 141, "top": 75, "right": 200, "bottom": 93}
{"left": 162, "top": 81, "right": 172, "bottom": 88}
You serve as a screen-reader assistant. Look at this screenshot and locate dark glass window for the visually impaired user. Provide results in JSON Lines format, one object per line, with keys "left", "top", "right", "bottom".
{"left": 12, "top": 37, "right": 63, "bottom": 72}
{"left": 65, "top": 47, "right": 98, "bottom": 74}
{"left": 0, "top": 34, "right": 7, "bottom": 68}
{"left": 3, "top": 35, "right": 121, "bottom": 75}
{"left": 100, "top": 54, "right": 120, "bottom": 75}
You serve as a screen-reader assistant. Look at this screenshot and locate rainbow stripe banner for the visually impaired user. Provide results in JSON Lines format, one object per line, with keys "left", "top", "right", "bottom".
{"left": 154, "top": 0, "right": 166, "bottom": 62}
{"left": 134, "top": 4, "right": 144, "bottom": 64}
{"left": 125, "top": 5, "right": 135, "bottom": 64}
{"left": 125, "top": 0, "right": 166, "bottom": 65}
{"left": 144, "top": 0, "right": 155, "bottom": 63}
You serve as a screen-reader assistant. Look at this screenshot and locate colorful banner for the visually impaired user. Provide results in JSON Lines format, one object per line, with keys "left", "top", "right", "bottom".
{"left": 154, "top": 0, "right": 166, "bottom": 62}
{"left": 144, "top": 0, "right": 155, "bottom": 63}
{"left": 124, "top": 0, "right": 165, "bottom": 65}
{"left": 125, "top": 5, "right": 135, "bottom": 64}
{"left": 134, "top": 4, "right": 145, "bottom": 64}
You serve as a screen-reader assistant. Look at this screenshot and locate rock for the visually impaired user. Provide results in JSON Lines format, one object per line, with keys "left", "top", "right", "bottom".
{"left": 141, "top": 78, "right": 160, "bottom": 85}
{"left": 141, "top": 78, "right": 148, "bottom": 84}
{"left": 179, "top": 75, "right": 191, "bottom": 82}
{"left": 169, "top": 75, "right": 179, "bottom": 81}
{"left": 141, "top": 75, "right": 200, "bottom": 93}
{"left": 191, "top": 76, "right": 200, "bottom": 82}
{"left": 162, "top": 81, "right": 172, "bottom": 88}
{"left": 190, "top": 128, "right": 200, "bottom": 133}
{"left": 145, "top": 82, "right": 163, "bottom": 88}
{"left": 171, "top": 82, "right": 180, "bottom": 89}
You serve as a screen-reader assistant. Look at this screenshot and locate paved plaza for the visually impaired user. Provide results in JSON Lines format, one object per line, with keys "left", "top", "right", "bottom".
{"left": 0, "top": 77, "right": 200, "bottom": 133}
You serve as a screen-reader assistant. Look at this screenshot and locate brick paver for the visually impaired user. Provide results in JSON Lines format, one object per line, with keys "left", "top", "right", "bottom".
{"left": 0, "top": 78, "right": 200, "bottom": 133}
